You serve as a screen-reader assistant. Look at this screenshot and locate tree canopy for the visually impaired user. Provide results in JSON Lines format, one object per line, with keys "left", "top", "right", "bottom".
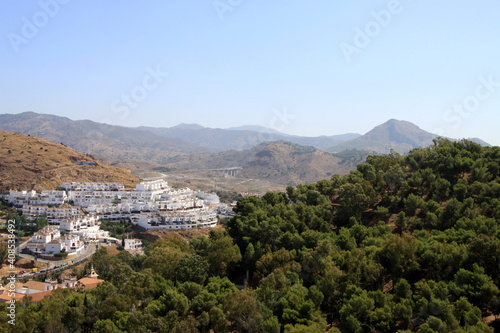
{"left": 1, "top": 139, "right": 499, "bottom": 332}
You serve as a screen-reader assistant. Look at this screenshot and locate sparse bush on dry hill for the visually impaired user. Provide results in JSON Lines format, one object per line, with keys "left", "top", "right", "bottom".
{"left": 0, "top": 130, "right": 138, "bottom": 191}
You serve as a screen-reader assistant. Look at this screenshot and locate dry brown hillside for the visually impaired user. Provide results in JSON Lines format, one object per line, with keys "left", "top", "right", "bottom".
{"left": 241, "top": 141, "right": 354, "bottom": 185}
{"left": 0, "top": 130, "right": 139, "bottom": 192}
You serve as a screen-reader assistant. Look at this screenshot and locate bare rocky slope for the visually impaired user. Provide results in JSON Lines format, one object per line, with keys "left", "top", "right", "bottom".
{"left": 0, "top": 130, "right": 139, "bottom": 192}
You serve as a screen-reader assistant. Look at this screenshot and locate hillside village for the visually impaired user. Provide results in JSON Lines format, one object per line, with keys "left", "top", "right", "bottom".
{"left": 3, "top": 179, "right": 223, "bottom": 258}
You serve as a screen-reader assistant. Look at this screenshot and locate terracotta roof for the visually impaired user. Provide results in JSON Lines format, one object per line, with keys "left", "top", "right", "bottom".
{"left": 0, "top": 278, "right": 105, "bottom": 304}
{"left": 78, "top": 277, "right": 104, "bottom": 286}
{"left": 77, "top": 283, "right": 102, "bottom": 290}
{"left": 14, "top": 282, "right": 25, "bottom": 289}
{"left": 0, "top": 290, "right": 52, "bottom": 303}
{"left": 23, "top": 281, "right": 46, "bottom": 291}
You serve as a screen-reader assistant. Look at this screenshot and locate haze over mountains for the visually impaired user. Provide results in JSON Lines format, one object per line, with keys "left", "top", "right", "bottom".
{"left": 0, "top": 112, "right": 491, "bottom": 186}
{"left": 138, "top": 123, "right": 361, "bottom": 151}
{"left": 0, "top": 112, "right": 202, "bottom": 165}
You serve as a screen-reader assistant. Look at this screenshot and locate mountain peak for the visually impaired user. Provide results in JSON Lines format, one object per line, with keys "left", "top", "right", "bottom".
{"left": 172, "top": 123, "right": 205, "bottom": 130}
{"left": 370, "top": 119, "right": 424, "bottom": 134}
{"left": 381, "top": 118, "right": 419, "bottom": 128}
{"left": 329, "top": 119, "right": 438, "bottom": 154}
{"left": 386, "top": 118, "right": 402, "bottom": 123}
{"left": 226, "top": 125, "right": 287, "bottom": 135}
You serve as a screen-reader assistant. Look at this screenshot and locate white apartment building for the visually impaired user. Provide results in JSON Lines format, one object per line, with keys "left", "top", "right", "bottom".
{"left": 59, "top": 215, "right": 100, "bottom": 232}
{"left": 46, "top": 206, "right": 82, "bottom": 223}
{"left": 61, "top": 182, "right": 125, "bottom": 191}
{"left": 86, "top": 202, "right": 160, "bottom": 219}
{"left": 68, "top": 191, "right": 119, "bottom": 207}
{"left": 21, "top": 205, "right": 82, "bottom": 223}
{"left": 60, "top": 215, "right": 109, "bottom": 242}
{"left": 160, "top": 187, "right": 195, "bottom": 201}
{"left": 21, "top": 205, "right": 48, "bottom": 219}
{"left": 69, "top": 190, "right": 163, "bottom": 207}
{"left": 119, "top": 191, "right": 158, "bottom": 204}
{"left": 73, "top": 227, "right": 109, "bottom": 242}
{"left": 135, "top": 180, "right": 169, "bottom": 192}
{"left": 7, "top": 190, "right": 37, "bottom": 206}
{"left": 67, "top": 180, "right": 172, "bottom": 207}
{"left": 134, "top": 209, "right": 218, "bottom": 230}
{"left": 29, "top": 191, "right": 67, "bottom": 206}
{"left": 86, "top": 199, "right": 206, "bottom": 220}
{"left": 8, "top": 190, "right": 67, "bottom": 206}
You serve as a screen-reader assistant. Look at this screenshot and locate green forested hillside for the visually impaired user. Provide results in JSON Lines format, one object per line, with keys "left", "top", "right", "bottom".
{"left": 1, "top": 138, "right": 499, "bottom": 332}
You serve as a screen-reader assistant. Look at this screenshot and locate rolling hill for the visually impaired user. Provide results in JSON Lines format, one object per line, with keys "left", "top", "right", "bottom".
{"left": 240, "top": 141, "right": 356, "bottom": 185}
{"left": 159, "top": 141, "right": 359, "bottom": 185}
{"left": 0, "top": 112, "right": 207, "bottom": 165}
{"left": 0, "top": 130, "right": 139, "bottom": 192}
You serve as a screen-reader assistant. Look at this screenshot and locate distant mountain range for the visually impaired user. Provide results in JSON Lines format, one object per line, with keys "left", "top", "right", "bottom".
{"left": 0, "top": 112, "right": 491, "bottom": 186}
{"left": 0, "top": 130, "right": 138, "bottom": 192}
{"left": 136, "top": 124, "right": 360, "bottom": 151}
{"left": 0, "top": 112, "right": 204, "bottom": 164}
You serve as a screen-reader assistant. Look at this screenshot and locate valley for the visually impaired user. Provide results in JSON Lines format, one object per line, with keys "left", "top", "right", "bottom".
{"left": 2, "top": 112, "right": 490, "bottom": 192}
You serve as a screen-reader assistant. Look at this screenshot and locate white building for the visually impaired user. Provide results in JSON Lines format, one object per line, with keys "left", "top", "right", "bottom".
{"left": 61, "top": 182, "right": 125, "bottom": 191}
{"left": 59, "top": 215, "right": 100, "bottom": 232}
{"left": 197, "top": 191, "right": 220, "bottom": 206}
{"left": 68, "top": 191, "right": 120, "bottom": 207}
{"left": 63, "top": 276, "right": 78, "bottom": 288}
{"left": 21, "top": 205, "right": 48, "bottom": 219}
{"left": 46, "top": 206, "right": 82, "bottom": 224}
{"left": 85, "top": 199, "right": 205, "bottom": 219}
{"left": 45, "top": 234, "right": 84, "bottom": 255}
{"left": 123, "top": 238, "right": 143, "bottom": 251}
{"left": 67, "top": 180, "right": 172, "bottom": 207}
{"left": 135, "top": 180, "right": 169, "bottom": 192}
{"left": 119, "top": 191, "right": 158, "bottom": 204}
{"left": 29, "top": 191, "right": 67, "bottom": 206}
{"left": 161, "top": 188, "right": 195, "bottom": 201}
{"left": 60, "top": 215, "right": 108, "bottom": 242}
{"left": 45, "top": 239, "right": 65, "bottom": 254}
{"left": 21, "top": 205, "right": 82, "bottom": 224}
{"left": 8, "top": 190, "right": 67, "bottom": 206}
{"left": 60, "top": 234, "right": 85, "bottom": 255}
{"left": 134, "top": 209, "right": 218, "bottom": 230}
{"left": 7, "top": 190, "right": 37, "bottom": 206}
{"left": 26, "top": 226, "right": 61, "bottom": 253}
{"left": 88, "top": 203, "right": 126, "bottom": 219}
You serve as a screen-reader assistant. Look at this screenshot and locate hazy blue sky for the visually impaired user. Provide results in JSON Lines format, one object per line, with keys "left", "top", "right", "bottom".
{"left": 1, "top": 1, "right": 499, "bottom": 145}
